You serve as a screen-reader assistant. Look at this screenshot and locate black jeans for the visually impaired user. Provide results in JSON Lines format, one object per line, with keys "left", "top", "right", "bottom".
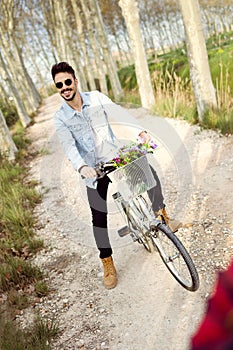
{"left": 86, "top": 166, "right": 164, "bottom": 259}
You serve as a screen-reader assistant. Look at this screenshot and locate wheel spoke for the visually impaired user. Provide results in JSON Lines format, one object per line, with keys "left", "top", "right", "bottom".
{"left": 169, "top": 252, "right": 180, "bottom": 261}
{"left": 126, "top": 200, "right": 154, "bottom": 252}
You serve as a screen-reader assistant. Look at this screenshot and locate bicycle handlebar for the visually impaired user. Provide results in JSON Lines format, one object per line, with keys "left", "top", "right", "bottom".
{"left": 94, "top": 161, "right": 116, "bottom": 179}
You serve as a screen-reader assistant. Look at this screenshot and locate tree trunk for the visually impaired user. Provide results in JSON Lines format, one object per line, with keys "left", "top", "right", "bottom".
{"left": 12, "top": 38, "right": 42, "bottom": 109}
{"left": 0, "top": 83, "right": 11, "bottom": 106}
{"left": 88, "top": 0, "right": 123, "bottom": 100}
{"left": 70, "top": 0, "right": 96, "bottom": 91}
{"left": 52, "top": 0, "right": 66, "bottom": 60}
{"left": 41, "top": 0, "right": 59, "bottom": 63}
{"left": 178, "top": 0, "right": 217, "bottom": 120}
{"left": 0, "top": 51, "right": 31, "bottom": 127}
{"left": 0, "top": 110, "right": 18, "bottom": 161}
{"left": 79, "top": 0, "right": 108, "bottom": 94}
{"left": 118, "top": 0, "right": 155, "bottom": 109}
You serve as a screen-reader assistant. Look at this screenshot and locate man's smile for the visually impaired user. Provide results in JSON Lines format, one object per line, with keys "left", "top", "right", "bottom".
{"left": 62, "top": 88, "right": 72, "bottom": 95}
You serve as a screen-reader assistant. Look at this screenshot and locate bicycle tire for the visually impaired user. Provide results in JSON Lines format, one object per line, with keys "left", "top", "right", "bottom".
{"left": 124, "top": 201, "right": 154, "bottom": 253}
{"left": 151, "top": 223, "right": 199, "bottom": 291}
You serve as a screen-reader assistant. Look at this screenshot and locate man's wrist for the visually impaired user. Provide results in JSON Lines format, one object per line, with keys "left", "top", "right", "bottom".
{"left": 78, "top": 164, "right": 88, "bottom": 173}
{"left": 138, "top": 130, "right": 147, "bottom": 136}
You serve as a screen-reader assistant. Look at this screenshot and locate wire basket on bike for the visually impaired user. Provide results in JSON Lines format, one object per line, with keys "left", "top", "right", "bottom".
{"left": 108, "top": 155, "right": 156, "bottom": 201}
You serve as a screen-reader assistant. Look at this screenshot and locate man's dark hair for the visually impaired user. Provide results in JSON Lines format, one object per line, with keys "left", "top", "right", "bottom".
{"left": 51, "top": 62, "right": 76, "bottom": 81}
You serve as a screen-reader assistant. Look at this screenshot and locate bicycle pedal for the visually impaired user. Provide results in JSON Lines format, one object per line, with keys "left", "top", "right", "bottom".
{"left": 118, "top": 225, "right": 130, "bottom": 237}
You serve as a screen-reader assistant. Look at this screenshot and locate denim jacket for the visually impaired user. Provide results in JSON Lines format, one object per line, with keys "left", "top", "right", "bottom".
{"left": 54, "top": 90, "right": 121, "bottom": 188}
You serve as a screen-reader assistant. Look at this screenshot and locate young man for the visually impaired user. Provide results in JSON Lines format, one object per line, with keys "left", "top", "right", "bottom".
{"left": 51, "top": 62, "right": 180, "bottom": 289}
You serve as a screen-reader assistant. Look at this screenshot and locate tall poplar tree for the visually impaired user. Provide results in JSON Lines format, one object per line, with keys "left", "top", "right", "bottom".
{"left": 118, "top": 0, "right": 155, "bottom": 109}
{"left": 178, "top": 0, "right": 217, "bottom": 120}
{"left": 88, "top": 0, "right": 123, "bottom": 100}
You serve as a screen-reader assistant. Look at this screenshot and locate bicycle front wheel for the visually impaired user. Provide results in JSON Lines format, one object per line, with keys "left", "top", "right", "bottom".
{"left": 126, "top": 203, "right": 154, "bottom": 253}
{"left": 152, "top": 223, "right": 199, "bottom": 291}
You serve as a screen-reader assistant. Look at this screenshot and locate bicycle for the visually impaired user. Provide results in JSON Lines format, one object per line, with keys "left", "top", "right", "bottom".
{"left": 95, "top": 153, "right": 199, "bottom": 292}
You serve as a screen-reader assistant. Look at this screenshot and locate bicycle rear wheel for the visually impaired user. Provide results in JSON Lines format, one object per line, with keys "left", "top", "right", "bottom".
{"left": 151, "top": 223, "right": 199, "bottom": 291}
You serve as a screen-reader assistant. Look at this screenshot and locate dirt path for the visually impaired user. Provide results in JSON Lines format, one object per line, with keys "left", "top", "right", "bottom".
{"left": 22, "top": 93, "right": 233, "bottom": 350}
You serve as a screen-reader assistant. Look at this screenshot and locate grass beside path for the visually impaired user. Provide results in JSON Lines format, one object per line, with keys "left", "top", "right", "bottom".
{"left": 0, "top": 124, "right": 59, "bottom": 349}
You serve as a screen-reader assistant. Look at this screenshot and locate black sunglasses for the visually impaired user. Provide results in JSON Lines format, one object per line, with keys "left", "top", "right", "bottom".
{"left": 55, "top": 78, "right": 73, "bottom": 89}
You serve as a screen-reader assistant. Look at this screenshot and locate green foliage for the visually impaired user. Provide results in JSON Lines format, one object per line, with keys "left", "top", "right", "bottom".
{"left": 35, "top": 281, "right": 49, "bottom": 297}
{"left": 118, "top": 64, "right": 138, "bottom": 91}
{"left": 202, "top": 108, "right": 233, "bottom": 134}
{"left": 0, "top": 99, "right": 18, "bottom": 127}
{"left": 118, "top": 92, "right": 141, "bottom": 107}
{"left": 0, "top": 314, "right": 59, "bottom": 350}
{"left": 7, "top": 289, "right": 30, "bottom": 310}
{"left": 12, "top": 122, "right": 32, "bottom": 154}
{"left": 31, "top": 316, "right": 60, "bottom": 348}
{"left": 0, "top": 255, "right": 43, "bottom": 292}
{"left": 0, "top": 161, "right": 42, "bottom": 256}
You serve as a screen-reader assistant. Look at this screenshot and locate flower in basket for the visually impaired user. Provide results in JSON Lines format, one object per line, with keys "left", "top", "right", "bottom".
{"left": 110, "top": 141, "right": 157, "bottom": 168}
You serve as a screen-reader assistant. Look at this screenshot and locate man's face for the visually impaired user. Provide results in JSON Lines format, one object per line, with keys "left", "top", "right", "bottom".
{"left": 54, "top": 72, "right": 78, "bottom": 102}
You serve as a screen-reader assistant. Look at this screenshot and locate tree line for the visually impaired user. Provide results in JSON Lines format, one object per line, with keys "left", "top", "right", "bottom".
{"left": 0, "top": 0, "right": 232, "bottom": 160}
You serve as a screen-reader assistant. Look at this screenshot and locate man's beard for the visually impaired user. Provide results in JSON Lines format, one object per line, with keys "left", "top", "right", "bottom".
{"left": 62, "top": 90, "right": 76, "bottom": 101}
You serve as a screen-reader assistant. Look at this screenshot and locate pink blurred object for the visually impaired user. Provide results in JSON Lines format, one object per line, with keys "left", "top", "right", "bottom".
{"left": 191, "top": 260, "right": 233, "bottom": 350}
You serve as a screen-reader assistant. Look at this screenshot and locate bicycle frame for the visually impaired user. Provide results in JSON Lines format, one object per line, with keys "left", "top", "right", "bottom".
{"left": 121, "top": 194, "right": 161, "bottom": 239}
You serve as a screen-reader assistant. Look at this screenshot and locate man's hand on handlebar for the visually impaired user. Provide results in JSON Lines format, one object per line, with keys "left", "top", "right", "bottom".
{"left": 138, "top": 131, "right": 157, "bottom": 149}
{"left": 80, "top": 165, "right": 97, "bottom": 179}
{"left": 138, "top": 130, "right": 152, "bottom": 144}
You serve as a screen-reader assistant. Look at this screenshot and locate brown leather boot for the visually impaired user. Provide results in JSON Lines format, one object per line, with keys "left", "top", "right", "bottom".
{"left": 156, "top": 207, "right": 182, "bottom": 233}
{"left": 101, "top": 256, "right": 117, "bottom": 289}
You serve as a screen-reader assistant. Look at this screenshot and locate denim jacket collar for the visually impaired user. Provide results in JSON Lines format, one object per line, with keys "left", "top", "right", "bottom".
{"left": 61, "top": 91, "right": 91, "bottom": 119}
